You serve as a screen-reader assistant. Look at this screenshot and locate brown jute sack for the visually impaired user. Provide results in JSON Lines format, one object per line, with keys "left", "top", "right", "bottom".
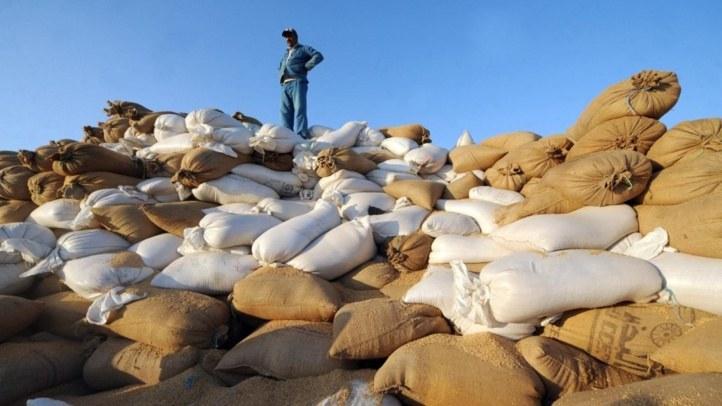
{"left": 486, "top": 161, "right": 528, "bottom": 192}
{"left": 35, "top": 292, "right": 93, "bottom": 339}
{"left": 379, "top": 270, "right": 425, "bottom": 300}
{"left": 60, "top": 172, "right": 141, "bottom": 200}
{"left": 646, "top": 118, "right": 722, "bottom": 168}
{"left": 104, "top": 100, "right": 153, "bottom": 120}
{"left": 566, "top": 116, "right": 666, "bottom": 160}
{"left": 251, "top": 150, "right": 294, "bottom": 171}
{"left": 0, "top": 165, "right": 35, "bottom": 200}
{"left": 337, "top": 259, "right": 398, "bottom": 291}
{"left": 83, "top": 337, "right": 200, "bottom": 390}
{"left": 141, "top": 201, "right": 217, "bottom": 237}
{"left": 101, "top": 116, "right": 131, "bottom": 143}
{"left": 481, "top": 131, "right": 540, "bottom": 151}
{"left": 51, "top": 143, "right": 145, "bottom": 178}
{"left": 0, "top": 150, "right": 20, "bottom": 170}
{"left": 374, "top": 333, "right": 544, "bottom": 406}
{"left": 359, "top": 147, "right": 398, "bottom": 163}
{"left": 380, "top": 123, "right": 431, "bottom": 144}
{"left": 215, "top": 321, "right": 348, "bottom": 382}
{"left": 494, "top": 180, "right": 583, "bottom": 226}
{"left": 542, "top": 150, "right": 652, "bottom": 206}
{"left": 130, "top": 111, "right": 174, "bottom": 134}
{"left": 24, "top": 273, "right": 69, "bottom": 299}
{"left": 487, "top": 136, "right": 572, "bottom": 192}
{"left": 517, "top": 336, "right": 642, "bottom": 402}
{"left": 554, "top": 373, "right": 722, "bottom": 406}
{"left": 639, "top": 152, "right": 722, "bottom": 206}
{"left": 315, "top": 148, "right": 377, "bottom": 177}
{"left": 18, "top": 140, "right": 75, "bottom": 172}
{"left": 383, "top": 179, "right": 445, "bottom": 210}
{"left": 443, "top": 172, "right": 483, "bottom": 199}
{"left": 449, "top": 144, "right": 507, "bottom": 172}
{"left": 28, "top": 171, "right": 64, "bottom": 205}
{"left": 566, "top": 70, "right": 681, "bottom": 141}
{"left": 650, "top": 318, "right": 722, "bottom": 374}
{"left": 231, "top": 266, "right": 342, "bottom": 322}
{"left": 102, "top": 286, "right": 230, "bottom": 351}
{"left": 172, "top": 148, "right": 251, "bottom": 188}
{"left": 329, "top": 298, "right": 450, "bottom": 360}
{"left": 542, "top": 303, "right": 715, "bottom": 378}
{"left": 0, "top": 295, "right": 44, "bottom": 341}
{"left": 0, "top": 339, "right": 88, "bottom": 405}
{"left": 92, "top": 204, "right": 163, "bottom": 243}
{"left": 143, "top": 152, "right": 185, "bottom": 177}
{"left": 0, "top": 199, "right": 36, "bottom": 223}
{"left": 635, "top": 194, "right": 722, "bottom": 258}
{"left": 385, "top": 231, "right": 433, "bottom": 272}
{"left": 82, "top": 125, "right": 105, "bottom": 144}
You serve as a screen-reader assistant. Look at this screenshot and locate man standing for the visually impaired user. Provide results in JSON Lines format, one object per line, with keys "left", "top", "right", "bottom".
{"left": 279, "top": 28, "right": 324, "bottom": 139}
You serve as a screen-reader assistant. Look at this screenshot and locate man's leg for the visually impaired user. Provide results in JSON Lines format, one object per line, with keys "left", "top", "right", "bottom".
{"left": 280, "top": 83, "right": 294, "bottom": 131}
{"left": 293, "top": 80, "right": 309, "bottom": 139}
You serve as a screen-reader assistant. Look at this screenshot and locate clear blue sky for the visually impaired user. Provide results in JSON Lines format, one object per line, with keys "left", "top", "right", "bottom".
{"left": 1, "top": 1, "right": 720, "bottom": 151}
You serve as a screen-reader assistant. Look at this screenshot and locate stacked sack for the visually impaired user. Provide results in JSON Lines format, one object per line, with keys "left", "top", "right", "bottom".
{"left": 2, "top": 69, "right": 722, "bottom": 405}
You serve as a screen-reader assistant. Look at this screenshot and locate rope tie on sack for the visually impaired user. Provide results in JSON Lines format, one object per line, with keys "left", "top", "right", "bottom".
{"left": 16, "top": 150, "right": 35, "bottom": 168}
{"left": 499, "top": 163, "right": 524, "bottom": 176}
{"left": 701, "top": 134, "right": 722, "bottom": 152}
{"left": 545, "top": 146, "right": 567, "bottom": 163}
{"left": 603, "top": 170, "right": 633, "bottom": 192}
{"left": 626, "top": 71, "right": 663, "bottom": 115}
{"left": 420, "top": 129, "right": 432, "bottom": 145}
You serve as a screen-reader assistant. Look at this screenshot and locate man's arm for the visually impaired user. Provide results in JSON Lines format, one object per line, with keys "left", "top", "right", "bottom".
{"left": 303, "top": 45, "right": 324, "bottom": 71}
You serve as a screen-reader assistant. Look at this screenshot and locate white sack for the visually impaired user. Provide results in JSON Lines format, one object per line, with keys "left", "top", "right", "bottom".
{"left": 436, "top": 199, "right": 503, "bottom": 234}
{"left": 28, "top": 199, "right": 81, "bottom": 230}
{"left": 340, "top": 192, "right": 396, "bottom": 220}
{"left": 468, "top": 186, "right": 524, "bottom": 206}
{"left": 355, "top": 127, "right": 386, "bottom": 146}
{"left": 0, "top": 259, "right": 32, "bottom": 295}
{"left": 203, "top": 202, "right": 256, "bottom": 215}
{"left": 381, "top": 137, "right": 418, "bottom": 157}
{"left": 191, "top": 126, "right": 254, "bottom": 157}
{"left": 315, "top": 170, "right": 382, "bottom": 200}
{"left": 609, "top": 233, "right": 643, "bottom": 254}
{"left": 151, "top": 252, "right": 258, "bottom": 295}
{"left": 72, "top": 187, "right": 154, "bottom": 230}
{"left": 421, "top": 211, "right": 481, "bottom": 238}
{"left": 455, "top": 130, "right": 475, "bottom": 147}
{"left": 192, "top": 174, "right": 279, "bottom": 205}
{"left": 0, "top": 222, "right": 56, "bottom": 253}
{"left": 377, "top": 159, "right": 419, "bottom": 175}
{"left": 368, "top": 205, "right": 429, "bottom": 244}
{"left": 128, "top": 233, "right": 182, "bottom": 270}
{"left": 490, "top": 205, "right": 638, "bottom": 252}
{"left": 403, "top": 143, "right": 448, "bottom": 174}
{"left": 288, "top": 217, "right": 376, "bottom": 280}
{"left": 309, "top": 124, "right": 332, "bottom": 138}
{"left": 365, "top": 169, "right": 420, "bottom": 187}
{"left": 136, "top": 177, "right": 179, "bottom": 203}
{"left": 314, "top": 121, "right": 366, "bottom": 149}
{"left": 249, "top": 123, "right": 303, "bottom": 154}
{"left": 252, "top": 198, "right": 315, "bottom": 221}
{"left": 231, "top": 163, "right": 302, "bottom": 197}
{"left": 653, "top": 252, "right": 722, "bottom": 316}
{"left": 185, "top": 109, "right": 244, "bottom": 134}
{"left": 154, "top": 113, "right": 187, "bottom": 141}
{"left": 148, "top": 133, "right": 195, "bottom": 154}
{"left": 185, "top": 212, "right": 281, "bottom": 249}
{"left": 428, "top": 234, "right": 513, "bottom": 264}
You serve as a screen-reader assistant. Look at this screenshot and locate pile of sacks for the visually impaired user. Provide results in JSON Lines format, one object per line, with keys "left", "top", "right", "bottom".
{"left": 1, "top": 69, "right": 722, "bottom": 405}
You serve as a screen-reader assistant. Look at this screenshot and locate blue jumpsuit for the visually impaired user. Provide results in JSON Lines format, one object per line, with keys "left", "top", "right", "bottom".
{"left": 279, "top": 44, "right": 324, "bottom": 139}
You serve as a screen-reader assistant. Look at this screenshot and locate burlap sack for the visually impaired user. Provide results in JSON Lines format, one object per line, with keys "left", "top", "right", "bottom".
{"left": 83, "top": 126, "right": 105, "bottom": 144}
{"left": 0, "top": 165, "right": 34, "bottom": 200}
{"left": 34, "top": 292, "right": 93, "bottom": 339}
{"left": 101, "top": 116, "right": 131, "bottom": 143}
{"left": 486, "top": 161, "right": 528, "bottom": 192}
{"left": 494, "top": 179, "right": 583, "bottom": 226}
{"left": 517, "top": 336, "right": 641, "bottom": 401}
{"left": 385, "top": 232, "right": 433, "bottom": 273}
{"left": 635, "top": 194, "right": 722, "bottom": 258}
{"left": 315, "top": 148, "right": 377, "bottom": 177}
{"left": 329, "top": 298, "right": 450, "bottom": 360}
{"left": 374, "top": 333, "right": 544, "bottom": 405}
{"left": 379, "top": 270, "right": 425, "bottom": 300}
{"left": 28, "top": 171, "right": 64, "bottom": 205}
{"left": 131, "top": 111, "right": 174, "bottom": 134}
{"left": 359, "top": 147, "right": 399, "bottom": 163}
{"left": 51, "top": 143, "right": 145, "bottom": 178}
{"left": 104, "top": 100, "right": 153, "bottom": 120}
{"left": 0, "top": 199, "right": 36, "bottom": 223}
{"left": 18, "top": 140, "right": 75, "bottom": 172}
{"left": 566, "top": 116, "right": 666, "bottom": 160}
{"left": 554, "top": 373, "right": 722, "bottom": 406}
{"left": 481, "top": 131, "right": 540, "bottom": 151}
{"left": 215, "top": 321, "right": 348, "bottom": 382}
{"left": 0, "top": 295, "right": 44, "bottom": 341}
{"left": 383, "top": 179, "right": 445, "bottom": 210}
{"left": 251, "top": 150, "right": 294, "bottom": 172}
{"left": 25, "top": 273, "right": 69, "bottom": 299}
{"left": 103, "top": 286, "right": 229, "bottom": 351}
{"left": 92, "top": 204, "right": 163, "bottom": 243}
{"left": 337, "top": 259, "right": 398, "bottom": 290}
{"left": 542, "top": 303, "right": 715, "bottom": 378}
{"left": 60, "top": 172, "right": 141, "bottom": 200}
{"left": 443, "top": 172, "right": 483, "bottom": 199}
{"left": 646, "top": 118, "right": 722, "bottom": 169}
{"left": 639, "top": 152, "right": 722, "bottom": 206}
{"left": 449, "top": 144, "right": 507, "bottom": 172}
{"left": 380, "top": 124, "right": 431, "bottom": 144}
{"left": 0, "top": 150, "right": 20, "bottom": 170}
{"left": 650, "top": 318, "right": 722, "bottom": 373}
{"left": 143, "top": 152, "right": 185, "bottom": 177}
{"left": 0, "top": 339, "right": 88, "bottom": 405}
{"left": 172, "top": 148, "right": 251, "bottom": 188}
{"left": 231, "top": 266, "right": 342, "bottom": 322}
{"left": 141, "top": 201, "right": 217, "bottom": 237}
{"left": 83, "top": 337, "right": 199, "bottom": 390}
{"left": 566, "top": 70, "right": 681, "bottom": 141}
{"left": 542, "top": 150, "right": 652, "bottom": 206}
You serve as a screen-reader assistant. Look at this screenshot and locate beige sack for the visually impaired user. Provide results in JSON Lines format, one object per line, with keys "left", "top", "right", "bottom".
{"left": 517, "top": 336, "right": 641, "bottom": 401}
{"left": 0, "top": 165, "right": 34, "bottom": 200}
{"left": 83, "top": 337, "right": 199, "bottom": 390}
{"left": 35, "top": 291, "right": 93, "bottom": 339}
{"left": 359, "top": 147, "right": 399, "bottom": 163}
{"left": 329, "top": 298, "right": 450, "bottom": 360}
{"left": 640, "top": 152, "right": 722, "bottom": 206}
{"left": 172, "top": 148, "right": 251, "bottom": 188}
{"left": 18, "top": 140, "right": 75, "bottom": 172}
{"left": 0, "top": 150, "right": 20, "bottom": 170}
{"left": 215, "top": 321, "right": 347, "bottom": 382}
{"left": 443, "top": 172, "right": 483, "bottom": 199}
{"left": 566, "top": 70, "right": 681, "bottom": 141}
{"left": 481, "top": 131, "right": 540, "bottom": 151}
{"left": 385, "top": 231, "right": 433, "bottom": 272}
{"left": 543, "top": 303, "right": 715, "bottom": 378}
{"left": 231, "top": 266, "right": 342, "bottom": 322}
{"left": 542, "top": 150, "right": 652, "bottom": 206}
{"left": 143, "top": 152, "right": 185, "bottom": 177}
{"left": 0, "top": 200, "right": 37, "bottom": 223}
{"left": 650, "top": 318, "right": 722, "bottom": 373}
{"left": 60, "top": 172, "right": 141, "bottom": 200}
{"left": 646, "top": 118, "right": 722, "bottom": 168}
{"left": 380, "top": 123, "right": 431, "bottom": 144}
{"left": 92, "top": 204, "right": 163, "bottom": 243}
{"left": 383, "top": 179, "right": 445, "bottom": 210}
{"left": 635, "top": 194, "right": 722, "bottom": 258}
{"left": 0, "top": 295, "right": 44, "bottom": 341}
{"left": 82, "top": 125, "right": 104, "bottom": 144}
{"left": 251, "top": 150, "right": 294, "bottom": 172}
{"left": 104, "top": 100, "right": 153, "bottom": 119}
{"left": 337, "top": 259, "right": 398, "bottom": 290}
{"left": 101, "top": 116, "right": 131, "bottom": 143}
{"left": 494, "top": 180, "right": 583, "bottom": 226}
{"left": 486, "top": 135, "right": 571, "bottom": 191}
{"left": 51, "top": 143, "right": 145, "bottom": 178}
{"left": 374, "top": 333, "right": 544, "bottom": 406}
{"left": 315, "top": 147, "right": 377, "bottom": 177}
{"left": 379, "top": 270, "right": 425, "bottom": 300}
{"left": 141, "top": 201, "right": 216, "bottom": 237}
{"left": 28, "top": 171, "right": 64, "bottom": 205}
{"left": 449, "top": 144, "right": 507, "bottom": 172}
{"left": 566, "top": 116, "right": 666, "bottom": 160}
